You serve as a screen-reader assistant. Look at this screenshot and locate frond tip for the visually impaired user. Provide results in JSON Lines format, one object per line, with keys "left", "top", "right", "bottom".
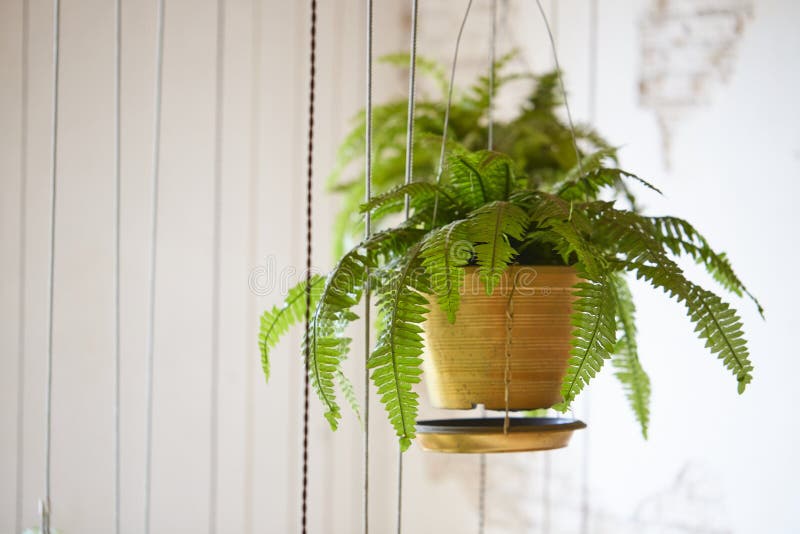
{"left": 258, "top": 275, "right": 325, "bottom": 383}
{"left": 559, "top": 272, "right": 617, "bottom": 408}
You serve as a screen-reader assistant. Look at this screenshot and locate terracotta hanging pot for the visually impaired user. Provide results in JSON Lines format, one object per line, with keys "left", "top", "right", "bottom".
{"left": 423, "top": 265, "right": 579, "bottom": 410}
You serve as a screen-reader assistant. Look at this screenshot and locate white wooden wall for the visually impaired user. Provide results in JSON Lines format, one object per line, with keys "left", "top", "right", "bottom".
{"left": 1, "top": 0, "right": 799, "bottom": 533}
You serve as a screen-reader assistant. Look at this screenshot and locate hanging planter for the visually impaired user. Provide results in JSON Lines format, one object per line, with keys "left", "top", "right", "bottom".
{"left": 258, "top": 58, "right": 761, "bottom": 453}
{"left": 423, "top": 265, "right": 578, "bottom": 410}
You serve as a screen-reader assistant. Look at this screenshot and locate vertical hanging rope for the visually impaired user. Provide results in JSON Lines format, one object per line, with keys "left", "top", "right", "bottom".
{"left": 209, "top": 0, "right": 226, "bottom": 533}
{"left": 478, "top": 1, "right": 497, "bottom": 532}
{"left": 143, "top": 0, "right": 165, "bottom": 532}
{"left": 362, "top": 0, "right": 373, "bottom": 533}
{"left": 580, "top": 4, "right": 598, "bottom": 533}
{"left": 41, "top": 0, "right": 61, "bottom": 532}
{"left": 397, "top": 1, "right": 418, "bottom": 532}
{"left": 15, "top": 1, "right": 30, "bottom": 532}
{"left": 301, "top": 1, "right": 318, "bottom": 533}
{"left": 113, "top": 0, "right": 122, "bottom": 533}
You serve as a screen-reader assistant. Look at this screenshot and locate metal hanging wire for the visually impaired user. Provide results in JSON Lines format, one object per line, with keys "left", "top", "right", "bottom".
{"left": 41, "top": 0, "right": 62, "bottom": 531}
{"left": 15, "top": 0, "right": 30, "bottom": 532}
{"left": 143, "top": 0, "right": 166, "bottom": 531}
{"left": 397, "top": 1, "right": 419, "bottom": 532}
{"left": 113, "top": 0, "right": 123, "bottom": 532}
{"left": 209, "top": 0, "right": 226, "bottom": 532}
{"left": 301, "top": 1, "right": 319, "bottom": 532}
{"left": 363, "top": 0, "right": 374, "bottom": 533}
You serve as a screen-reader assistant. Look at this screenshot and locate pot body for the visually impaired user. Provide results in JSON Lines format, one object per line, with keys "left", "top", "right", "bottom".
{"left": 423, "top": 265, "right": 579, "bottom": 410}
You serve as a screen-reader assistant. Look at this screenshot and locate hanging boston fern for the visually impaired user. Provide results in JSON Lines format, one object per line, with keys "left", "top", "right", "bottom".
{"left": 259, "top": 56, "right": 761, "bottom": 450}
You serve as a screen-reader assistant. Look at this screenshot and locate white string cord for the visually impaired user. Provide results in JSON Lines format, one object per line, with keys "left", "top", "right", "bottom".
{"left": 363, "top": 1, "right": 373, "bottom": 533}
{"left": 15, "top": 1, "right": 30, "bottom": 532}
{"left": 41, "top": 1, "right": 61, "bottom": 532}
{"left": 209, "top": 0, "right": 226, "bottom": 532}
{"left": 431, "top": 0, "right": 474, "bottom": 227}
{"left": 143, "top": 0, "right": 165, "bottom": 531}
{"left": 113, "top": 0, "right": 122, "bottom": 532}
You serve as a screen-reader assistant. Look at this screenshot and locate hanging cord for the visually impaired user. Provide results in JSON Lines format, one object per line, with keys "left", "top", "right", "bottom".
{"left": 397, "top": 2, "right": 419, "bottom": 532}
{"left": 113, "top": 0, "right": 122, "bottom": 532}
{"left": 580, "top": 3, "right": 598, "bottom": 533}
{"left": 301, "top": 1, "right": 318, "bottom": 533}
{"left": 209, "top": 0, "right": 226, "bottom": 533}
{"left": 431, "top": 0, "right": 473, "bottom": 227}
{"left": 143, "top": 0, "right": 165, "bottom": 531}
{"left": 362, "top": 0, "right": 373, "bottom": 533}
{"left": 503, "top": 275, "right": 515, "bottom": 435}
{"left": 40, "top": 0, "right": 61, "bottom": 532}
{"left": 15, "top": 1, "right": 30, "bottom": 532}
{"left": 479, "top": 2, "right": 498, "bottom": 532}
{"left": 533, "top": 0, "right": 583, "bottom": 175}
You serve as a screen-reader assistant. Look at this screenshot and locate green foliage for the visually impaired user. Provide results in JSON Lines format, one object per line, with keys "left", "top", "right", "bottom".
{"left": 559, "top": 271, "right": 617, "bottom": 407}
{"left": 259, "top": 275, "right": 325, "bottom": 383}
{"left": 467, "top": 201, "right": 529, "bottom": 293}
{"left": 611, "top": 273, "right": 651, "bottom": 438}
{"left": 258, "top": 53, "right": 760, "bottom": 448}
{"left": 368, "top": 243, "right": 430, "bottom": 451}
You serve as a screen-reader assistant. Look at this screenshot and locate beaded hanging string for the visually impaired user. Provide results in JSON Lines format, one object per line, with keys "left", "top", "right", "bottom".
{"left": 41, "top": 0, "right": 62, "bottom": 531}
{"left": 301, "top": 1, "right": 318, "bottom": 532}
{"left": 143, "top": 0, "right": 165, "bottom": 531}
{"left": 363, "top": 0, "right": 374, "bottom": 533}
{"left": 16, "top": 1, "right": 30, "bottom": 532}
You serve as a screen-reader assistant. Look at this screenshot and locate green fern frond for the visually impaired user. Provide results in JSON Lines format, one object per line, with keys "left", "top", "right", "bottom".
{"left": 557, "top": 167, "right": 663, "bottom": 203}
{"left": 650, "top": 216, "right": 763, "bottom": 316}
{"left": 306, "top": 245, "right": 371, "bottom": 429}
{"left": 610, "top": 273, "right": 651, "bottom": 438}
{"left": 467, "top": 201, "right": 528, "bottom": 293}
{"left": 369, "top": 243, "right": 429, "bottom": 451}
{"left": 587, "top": 204, "right": 754, "bottom": 394}
{"left": 446, "top": 151, "right": 516, "bottom": 209}
{"left": 360, "top": 182, "right": 460, "bottom": 219}
{"left": 559, "top": 271, "right": 618, "bottom": 408}
{"left": 337, "top": 369, "right": 362, "bottom": 425}
{"left": 420, "top": 220, "right": 472, "bottom": 323}
{"left": 258, "top": 275, "right": 325, "bottom": 383}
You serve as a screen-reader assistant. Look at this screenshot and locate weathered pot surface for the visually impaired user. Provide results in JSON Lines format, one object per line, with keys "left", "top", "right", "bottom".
{"left": 423, "top": 265, "right": 579, "bottom": 410}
